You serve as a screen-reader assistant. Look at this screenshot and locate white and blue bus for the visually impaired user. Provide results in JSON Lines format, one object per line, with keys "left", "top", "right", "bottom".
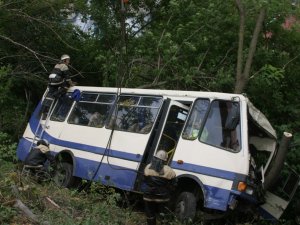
{"left": 17, "top": 86, "right": 299, "bottom": 222}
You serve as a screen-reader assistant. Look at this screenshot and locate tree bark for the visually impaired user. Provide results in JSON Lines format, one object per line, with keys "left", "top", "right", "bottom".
{"left": 235, "top": 0, "right": 245, "bottom": 92}
{"left": 14, "top": 199, "right": 39, "bottom": 223}
{"left": 234, "top": 1, "right": 266, "bottom": 94}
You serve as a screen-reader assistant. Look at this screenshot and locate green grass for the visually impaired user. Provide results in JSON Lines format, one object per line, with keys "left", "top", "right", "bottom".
{"left": 1, "top": 160, "right": 298, "bottom": 225}
{"left": 0, "top": 160, "right": 147, "bottom": 225}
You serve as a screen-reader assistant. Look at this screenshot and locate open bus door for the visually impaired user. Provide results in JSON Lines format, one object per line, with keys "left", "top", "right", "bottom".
{"left": 153, "top": 100, "right": 189, "bottom": 164}
{"left": 135, "top": 98, "right": 189, "bottom": 191}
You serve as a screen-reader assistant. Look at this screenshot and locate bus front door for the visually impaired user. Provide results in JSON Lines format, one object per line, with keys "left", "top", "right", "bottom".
{"left": 135, "top": 99, "right": 189, "bottom": 190}
{"left": 154, "top": 100, "right": 189, "bottom": 163}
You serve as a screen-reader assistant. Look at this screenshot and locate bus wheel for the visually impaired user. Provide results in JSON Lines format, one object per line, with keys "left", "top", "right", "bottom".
{"left": 175, "top": 191, "right": 197, "bottom": 222}
{"left": 54, "top": 162, "right": 80, "bottom": 188}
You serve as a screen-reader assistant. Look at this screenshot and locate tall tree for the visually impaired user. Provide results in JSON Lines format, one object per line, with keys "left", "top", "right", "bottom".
{"left": 234, "top": 0, "right": 266, "bottom": 94}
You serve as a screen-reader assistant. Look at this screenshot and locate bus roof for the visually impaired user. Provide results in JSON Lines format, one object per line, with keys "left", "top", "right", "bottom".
{"left": 69, "top": 86, "right": 247, "bottom": 101}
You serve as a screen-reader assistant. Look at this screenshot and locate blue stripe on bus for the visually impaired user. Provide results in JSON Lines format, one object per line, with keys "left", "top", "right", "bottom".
{"left": 42, "top": 131, "right": 142, "bottom": 162}
{"left": 16, "top": 137, "right": 239, "bottom": 211}
{"left": 74, "top": 157, "right": 138, "bottom": 191}
{"left": 26, "top": 113, "right": 248, "bottom": 182}
{"left": 74, "top": 155, "right": 233, "bottom": 211}
{"left": 16, "top": 137, "right": 32, "bottom": 161}
{"left": 204, "top": 185, "right": 231, "bottom": 211}
{"left": 171, "top": 162, "right": 238, "bottom": 181}
{"left": 17, "top": 137, "right": 278, "bottom": 217}
{"left": 27, "top": 104, "right": 246, "bottom": 182}
{"left": 16, "top": 137, "right": 138, "bottom": 191}
{"left": 29, "top": 101, "right": 43, "bottom": 131}
{"left": 17, "top": 135, "right": 244, "bottom": 190}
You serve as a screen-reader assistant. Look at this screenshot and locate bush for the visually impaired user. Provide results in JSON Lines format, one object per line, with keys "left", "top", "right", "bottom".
{"left": 0, "top": 132, "right": 17, "bottom": 162}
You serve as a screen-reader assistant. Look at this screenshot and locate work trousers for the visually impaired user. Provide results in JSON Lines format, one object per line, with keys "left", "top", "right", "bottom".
{"left": 144, "top": 200, "right": 171, "bottom": 225}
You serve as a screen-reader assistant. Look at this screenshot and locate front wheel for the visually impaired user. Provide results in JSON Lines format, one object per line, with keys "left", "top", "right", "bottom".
{"left": 53, "top": 162, "right": 81, "bottom": 188}
{"left": 175, "top": 191, "right": 197, "bottom": 223}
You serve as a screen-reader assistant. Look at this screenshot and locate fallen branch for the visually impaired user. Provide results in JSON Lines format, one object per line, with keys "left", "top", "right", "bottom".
{"left": 0, "top": 34, "right": 48, "bottom": 72}
{"left": 2, "top": 200, "right": 16, "bottom": 206}
{"left": 11, "top": 185, "right": 20, "bottom": 197}
{"left": 45, "top": 196, "right": 61, "bottom": 209}
{"left": 137, "top": 81, "right": 167, "bottom": 89}
{"left": 13, "top": 199, "right": 39, "bottom": 224}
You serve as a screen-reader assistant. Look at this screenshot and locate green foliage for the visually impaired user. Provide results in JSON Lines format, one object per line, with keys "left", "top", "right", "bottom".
{"left": 0, "top": 205, "right": 16, "bottom": 224}
{"left": 0, "top": 0, "right": 299, "bottom": 223}
{"left": 0, "top": 132, "right": 17, "bottom": 162}
{"left": 0, "top": 66, "right": 32, "bottom": 137}
{"left": 287, "top": 132, "right": 300, "bottom": 174}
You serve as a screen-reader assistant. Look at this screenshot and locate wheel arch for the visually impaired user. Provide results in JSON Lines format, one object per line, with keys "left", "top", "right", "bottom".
{"left": 176, "top": 174, "right": 206, "bottom": 205}
{"left": 55, "top": 149, "right": 76, "bottom": 175}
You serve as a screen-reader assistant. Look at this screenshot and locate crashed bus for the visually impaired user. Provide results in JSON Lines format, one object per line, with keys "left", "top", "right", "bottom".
{"left": 17, "top": 86, "right": 299, "bottom": 222}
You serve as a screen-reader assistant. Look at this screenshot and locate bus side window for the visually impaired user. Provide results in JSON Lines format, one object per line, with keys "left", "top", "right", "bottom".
{"left": 68, "top": 104, "right": 90, "bottom": 126}
{"left": 107, "top": 96, "right": 162, "bottom": 134}
{"left": 201, "top": 100, "right": 241, "bottom": 152}
{"left": 182, "top": 99, "right": 210, "bottom": 140}
{"left": 68, "top": 102, "right": 111, "bottom": 127}
{"left": 68, "top": 93, "right": 116, "bottom": 127}
{"left": 50, "top": 95, "right": 73, "bottom": 122}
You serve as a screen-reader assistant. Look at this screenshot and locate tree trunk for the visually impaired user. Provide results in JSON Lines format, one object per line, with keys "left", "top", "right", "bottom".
{"left": 234, "top": 0, "right": 266, "bottom": 94}
{"left": 235, "top": 0, "right": 245, "bottom": 91}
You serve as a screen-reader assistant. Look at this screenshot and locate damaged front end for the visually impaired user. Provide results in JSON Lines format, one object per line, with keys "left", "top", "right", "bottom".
{"left": 245, "top": 100, "right": 299, "bottom": 221}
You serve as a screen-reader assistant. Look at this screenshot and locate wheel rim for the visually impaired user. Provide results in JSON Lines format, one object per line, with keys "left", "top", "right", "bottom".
{"left": 54, "top": 163, "right": 67, "bottom": 185}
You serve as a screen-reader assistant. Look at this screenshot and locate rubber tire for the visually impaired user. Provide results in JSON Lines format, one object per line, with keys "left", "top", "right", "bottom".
{"left": 175, "top": 191, "right": 197, "bottom": 223}
{"left": 54, "top": 162, "right": 81, "bottom": 188}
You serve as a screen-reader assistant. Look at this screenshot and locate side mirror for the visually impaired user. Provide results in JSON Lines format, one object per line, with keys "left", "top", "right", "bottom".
{"left": 225, "top": 102, "right": 240, "bottom": 130}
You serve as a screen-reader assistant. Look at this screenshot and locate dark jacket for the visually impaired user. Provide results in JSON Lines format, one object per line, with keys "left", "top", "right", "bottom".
{"left": 143, "top": 164, "right": 177, "bottom": 202}
{"left": 24, "top": 144, "right": 55, "bottom": 166}
{"left": 49, "top": 63, "right": 71, "bottom": 87}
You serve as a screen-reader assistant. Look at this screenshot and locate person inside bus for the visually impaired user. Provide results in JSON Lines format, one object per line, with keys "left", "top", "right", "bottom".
{"left": 143, "top": 150, "right": 177, "bottom": 225}
{"left": 24, "top": 139, "right": 55, "bottom": 171}
{"left": 192, "top": 120, "right": 209, "bottom": 142}
{"left": 88, "top": 112, "right": 103, "bottom": 127}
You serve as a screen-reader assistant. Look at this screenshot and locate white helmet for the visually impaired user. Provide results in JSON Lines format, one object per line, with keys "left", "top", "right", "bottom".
{"left": 155, "top": 150, "right": 168, "bottom": 161}
{"left": 61, "top": 54, "right": 70, "bottom": 61}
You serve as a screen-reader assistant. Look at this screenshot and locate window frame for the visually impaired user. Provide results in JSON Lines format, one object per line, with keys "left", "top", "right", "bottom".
{"left": 106, "top": 94, "right": 163, "bottom": 134}
{"left": 49, "top": 93, "right": 74, "bottom": 122}
{"left": 66, "top": 92, "right": 117, "bottom": 128}
{"left": 182, "top": 98, "right": 242, "bottom": 153}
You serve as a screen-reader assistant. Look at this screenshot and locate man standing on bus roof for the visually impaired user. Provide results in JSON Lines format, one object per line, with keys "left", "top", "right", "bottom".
{"left": 48, "top": 54, "right": 76, "bottom": 98}
{"left": 40, "top": 54, "right": 76, "bottom": 118}
{"left": 143, "top": 150, "right": 177, "bottom": 225}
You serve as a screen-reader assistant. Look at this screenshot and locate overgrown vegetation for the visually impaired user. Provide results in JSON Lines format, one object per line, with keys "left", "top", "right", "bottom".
{"left": 0, "top": 147, "right": 299, "bottom": 224}
{"left": 0, "top": 0, "right": 299, "bottom": 224}
{"left": 0, "top": 132, "right": 17, "bottom": 162}
{"left": 0, "top": 161, "right": 147, "bottom": 225}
